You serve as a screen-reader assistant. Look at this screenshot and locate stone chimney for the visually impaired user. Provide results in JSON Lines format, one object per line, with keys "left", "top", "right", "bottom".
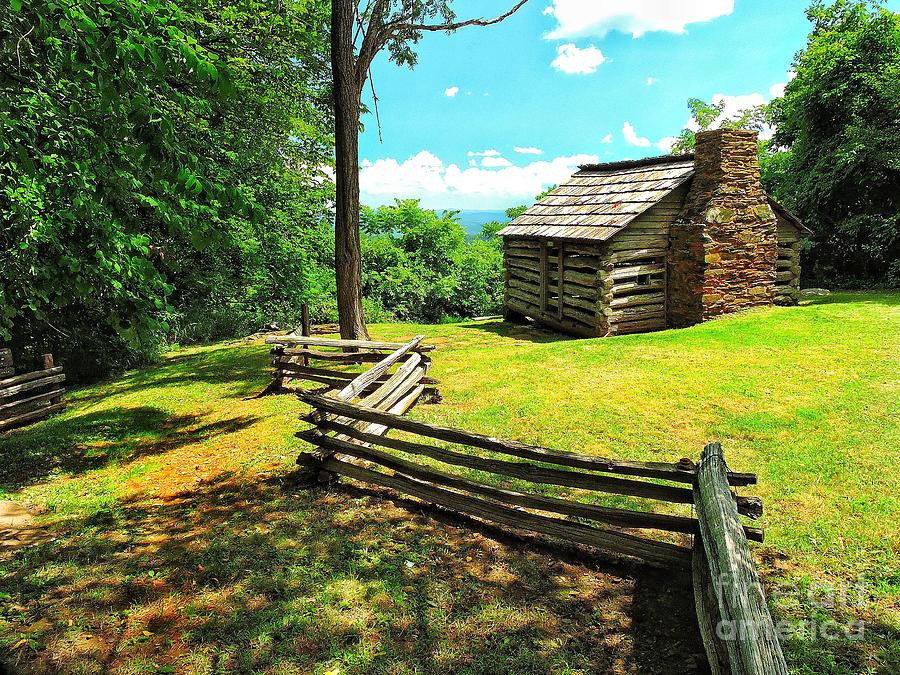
{"left": 667, "top": 129, "right": 777, "bottom": 327}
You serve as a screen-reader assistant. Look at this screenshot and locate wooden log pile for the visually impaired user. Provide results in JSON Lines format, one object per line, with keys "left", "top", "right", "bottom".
{"left": 297, "top": 393, "right": 766, "bottom": 571}
{"left": 0, "top": 351, "right": 66, "bottom": 432}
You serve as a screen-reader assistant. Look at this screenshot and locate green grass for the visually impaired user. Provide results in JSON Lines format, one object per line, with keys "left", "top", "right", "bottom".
{"left": 1, "top": 293, "right": 898, "bottom": 673}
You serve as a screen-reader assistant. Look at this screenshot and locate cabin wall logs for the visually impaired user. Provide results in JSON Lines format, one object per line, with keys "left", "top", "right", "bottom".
{"left": 599, "top": 188, "right": 685, "bottom": 335}
{"left": 775, "top": 215, "right": 801, "bottom": 306}
{"left": 503, "top": 239, "right": 603, "bottom": 337}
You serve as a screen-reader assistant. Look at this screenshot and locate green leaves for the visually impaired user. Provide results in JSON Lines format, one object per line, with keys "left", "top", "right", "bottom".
{"left": 771, "top": 1, "right": 900, "bottom": 284}
{"left": 10, "top": 0, "right": 22, "bottom": 11}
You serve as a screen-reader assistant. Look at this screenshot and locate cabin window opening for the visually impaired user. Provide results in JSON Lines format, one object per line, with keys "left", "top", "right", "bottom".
{"left": 636, "top": 273, "right": 651, "bottom": 286}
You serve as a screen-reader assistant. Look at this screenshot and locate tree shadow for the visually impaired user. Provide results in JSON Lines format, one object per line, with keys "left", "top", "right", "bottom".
{"left": 0, "top": 471, "right": 703, "bottom": 674}
{"left": 0, "top": 406, "right": 260, "bottom": 491}
{"left": 798, "top": 291, "right": 900, "bottom": 307}
{"left": 3, "top": 467, "right": 892, "bottom": 673}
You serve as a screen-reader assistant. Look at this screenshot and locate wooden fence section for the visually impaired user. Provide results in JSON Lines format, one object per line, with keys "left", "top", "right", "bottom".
{"left": 296, "top": 394, "right": 765, "bottom": 570}
{"left": 693, "top": 442, "right": 788, "bottom": 675}
{"left": 269, "top": 335, "right": 441, "bottom": 479}
{"left": 0, "top": 353, "right": 66, "bottom": 432}
{"left": 264, "top": 334, "right": 439, "bottom": 399}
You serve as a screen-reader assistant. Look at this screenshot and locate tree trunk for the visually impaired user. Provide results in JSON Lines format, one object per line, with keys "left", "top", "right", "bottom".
{"left": 331, "top": 0, "right": 370, "bottom": 340}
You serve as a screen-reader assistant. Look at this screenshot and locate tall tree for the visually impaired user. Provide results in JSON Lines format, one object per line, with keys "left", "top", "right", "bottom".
{"left": 772, "top": 0, "right": 900, "bottom": 284}
{"left": 331, "top": 0, "right": 528, "bottom": 339}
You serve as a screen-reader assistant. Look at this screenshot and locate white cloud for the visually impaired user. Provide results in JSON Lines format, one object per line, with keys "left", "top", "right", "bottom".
{"left": 768, "top": 70, "right": 796, "bottom": 99}
{"left": 551, "top": 43, "right": 606, "bottom": 75}
{"left": 646, "top": 77, "right": 656, "bottom": 86}
{"left": 655, "top": 136, "right": 678, "bottom": 153}
{"left": 467, "top": 149, "right": 501, "bottom": 157}
{"left": 482, "top": 156, "right": 513, "bottom": 167}
{"left": 360, "top": 150, "right": 600, "bottom": 210}
{"left": 514, "top": 147, "right": 544, "bottom": 155}
{"left": 544, "top": 0, "right": 734, "bottom": 39}
{"left": 444, "top": 86, "right": 459, "bottom": 97}
{"left": 622, "top": 121, "right": 651, "bottom": 147}
{"left": 601, "top": 133, "right": 614, "bottom": 144}
{"left": 623, "top": 122, "right": 677, "bottom": 153}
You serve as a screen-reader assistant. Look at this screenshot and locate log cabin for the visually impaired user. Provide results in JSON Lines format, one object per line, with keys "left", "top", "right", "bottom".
{"left": 497, "top": 129, "right": 807, "bottom": 337}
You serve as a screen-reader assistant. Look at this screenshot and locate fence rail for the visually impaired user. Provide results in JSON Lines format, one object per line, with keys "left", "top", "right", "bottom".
{"left": 263, "top": 333, "right": 439, "bottom": 399}
{"left": 297, "top": 393, "right": 767, "bottom": 571}
{"left": 0, "top": 352, "right": 66, "bottom": 432}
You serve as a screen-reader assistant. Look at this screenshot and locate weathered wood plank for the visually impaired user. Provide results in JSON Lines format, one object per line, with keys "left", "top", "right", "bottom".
{"left": 602, "top": 263, "right": 666, "bottom": 281}
{"left": 0, "top": 366, "right": 64, "bottom": 390}
{"left": 694, "top": 442, "right": 787, "bottom": 675}
{"left": 359, "top": 353, "right": 423, "bottom": 409}
{"left": 608, "top": 278, "right": 666, "bottom": 294}
{"left": 335, "top": 337, "right": 424, "bottom": 401}
{"left": 0, "top": 388, "right": 66, "bottom": 415}
{"left": 307, "top": 426, "right": 763, "bottom": 542}
{"left": 279, "top": 349, "right": 385, "bottom": 363}
{"left": 310, "top": 432, "right": 697, "bottom": 503}
{"left": 323, "top": 457, "right": 692, "bottom": 568}
{"left": 607, "top": 248, "right": 667, "bottom": 264}
{"left": 540, "top": 241, "right": 549, "bottom": 311}
{"left": 265, "top": 335, "right": 434, "bottom": 351}
{"left": 0, "top": 374, "right": 67, "bottom": 401}
{"left": 693, "top": 540, "right": 731, "bottom": 675}
{"left": 610, "top": 292, "right": 666, "bottom": 309}
{"left": 0, "top": 402, "right": 66, "bottom": 431}
{"left": 299, "top": 394, "right": 757, "bottom": 488}
{"left": 557, "top": 242, "right": 565, "bottom": 320}
{"left": 506, "top": 299, "right": 600, "bottom": 337}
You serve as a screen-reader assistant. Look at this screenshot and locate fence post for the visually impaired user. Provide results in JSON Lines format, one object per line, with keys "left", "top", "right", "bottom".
{"left": 0, "top": 348, "right": 13, "bottom": 378}
{"left": 693, "top": 442, "right": 788, "bottom": 675}
{"left": 301, "top": 303, "right": 310, "bottom": 367}
{"left": 42, "top": 354, "right": 63, "bottom": 404}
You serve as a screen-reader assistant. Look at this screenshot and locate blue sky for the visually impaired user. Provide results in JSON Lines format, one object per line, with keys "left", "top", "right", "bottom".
{"left": 357, "top": 0, "right": 897, "bottom": 210}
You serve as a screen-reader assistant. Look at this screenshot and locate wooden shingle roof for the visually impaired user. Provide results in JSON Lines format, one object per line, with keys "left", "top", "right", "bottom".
{"left": 498, "top": 154, "right": 696, "bottom": 241}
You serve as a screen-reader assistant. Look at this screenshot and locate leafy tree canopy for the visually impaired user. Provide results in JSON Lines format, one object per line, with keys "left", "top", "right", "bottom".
{"left": 1, "top": 0, "right": 334, "bottom": 375}
{"left": 771, "top": 0, "right": 900, "bottom": 284}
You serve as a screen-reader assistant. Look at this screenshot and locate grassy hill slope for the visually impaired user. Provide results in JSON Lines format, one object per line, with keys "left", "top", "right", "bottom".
{"left": 1, "top": 292, "right": 897, "bottom": 674}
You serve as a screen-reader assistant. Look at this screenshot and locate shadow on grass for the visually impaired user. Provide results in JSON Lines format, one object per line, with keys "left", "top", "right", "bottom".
{"left": 457, "top": 320, "right": 582, "bottom": 344}
{"left": 1, "top": 472, "right": 705, "bottom": 674}
{"left": 0, "top": 406, "right": 260, "bottom": 491}
{"left": 799, "top": 291, "right": 900, "bottom": 307}
{"left": 3, "top": 469, "right": 894, "bottom": 673}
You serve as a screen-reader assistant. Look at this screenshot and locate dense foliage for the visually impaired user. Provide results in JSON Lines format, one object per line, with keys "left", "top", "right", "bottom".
{"left": 1, "top": 0, "right": 334, "bottom": 377}
{"left": 360, "top": 200, "right": 504, "bottom": 322}
{"left": 771, "top": 0, "right": 900, "bottom": 285}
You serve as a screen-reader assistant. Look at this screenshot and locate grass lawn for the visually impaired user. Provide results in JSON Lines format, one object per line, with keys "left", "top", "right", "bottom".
{"left": 0, "top": 292, "right": 898, "bottom": 674}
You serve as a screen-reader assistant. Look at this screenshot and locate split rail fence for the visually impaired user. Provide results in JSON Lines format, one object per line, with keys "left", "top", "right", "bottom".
{"left": 264, "top": 334, "right": 439, "bottom": 403}
{"left": 0, "top": 350, "right": 66, "bottom": 432}
{"left": 294, "top": 379, "right": 787, "bottom": 673}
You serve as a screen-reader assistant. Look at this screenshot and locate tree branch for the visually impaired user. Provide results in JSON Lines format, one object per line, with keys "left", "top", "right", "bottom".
{"left": 355, "top": 0, "right": 391, "bottom": 87}
{"left": 395, "top": 0, "right": 529, "bottom": 33}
